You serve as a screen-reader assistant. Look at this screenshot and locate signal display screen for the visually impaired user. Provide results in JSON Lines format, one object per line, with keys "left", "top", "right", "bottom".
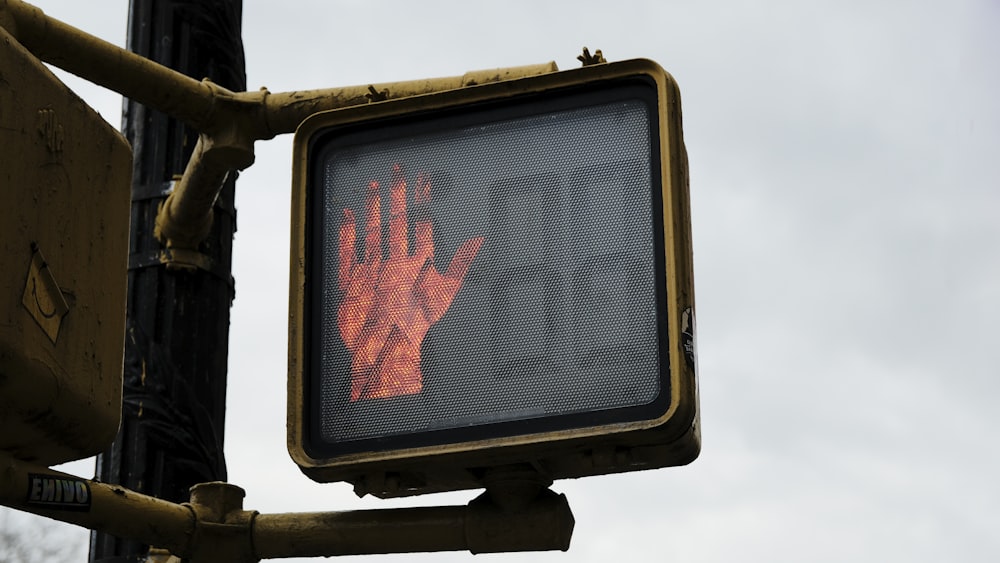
{"left": 306, "top": 82, "right": 669, "bottom": 455}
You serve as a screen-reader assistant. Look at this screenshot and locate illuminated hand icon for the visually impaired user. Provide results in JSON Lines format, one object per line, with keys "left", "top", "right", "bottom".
{"left": 337, "top": 164, "right": 484, "bottom": 401}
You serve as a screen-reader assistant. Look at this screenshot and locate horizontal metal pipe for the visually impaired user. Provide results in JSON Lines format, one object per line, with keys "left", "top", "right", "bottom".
{"left": 259, "top": 61, "right": 559, "bottom": 137}
{"left": 0, "top": 451, "right": 195, "bottom": 557}
{"left": 252, "top": 506, "right": 468, "bottom": 558}
{"left": 1, "top": 450, "right": 573, "bottom": 559}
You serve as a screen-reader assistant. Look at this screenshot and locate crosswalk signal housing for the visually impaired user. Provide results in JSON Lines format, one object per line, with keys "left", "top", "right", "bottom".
{"left": 288, "top": 59, "right": 698, "bottom": 497}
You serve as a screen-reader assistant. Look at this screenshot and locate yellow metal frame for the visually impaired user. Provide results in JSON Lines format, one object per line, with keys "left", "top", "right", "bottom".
{"left": 288, "top": 59, "right": 698, "bottom": 497}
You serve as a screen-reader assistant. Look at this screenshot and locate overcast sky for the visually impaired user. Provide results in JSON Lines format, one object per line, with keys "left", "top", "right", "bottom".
{"left": 5, "top": 1, "right": 999, "bottom": 562}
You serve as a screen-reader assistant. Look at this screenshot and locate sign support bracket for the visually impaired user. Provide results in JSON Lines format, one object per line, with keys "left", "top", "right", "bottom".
{"left": 0, "top": 451, "right": 573, "bottom": 560}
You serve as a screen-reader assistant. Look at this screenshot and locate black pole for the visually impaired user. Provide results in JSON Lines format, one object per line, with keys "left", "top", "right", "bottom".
{"left": 90, "top": 1, "right": 245, "bottom": 561}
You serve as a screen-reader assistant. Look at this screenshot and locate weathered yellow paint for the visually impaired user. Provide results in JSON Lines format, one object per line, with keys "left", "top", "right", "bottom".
{"left": 0, "top": 451, "right": 196, "bottom": 556}
{"left": 0, "top": 25, "right": 131, "bottom": 466}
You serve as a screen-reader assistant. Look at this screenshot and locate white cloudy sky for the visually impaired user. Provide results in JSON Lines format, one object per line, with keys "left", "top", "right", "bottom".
{"left": 4, "top": 1, "right": 999, "bottom": 562}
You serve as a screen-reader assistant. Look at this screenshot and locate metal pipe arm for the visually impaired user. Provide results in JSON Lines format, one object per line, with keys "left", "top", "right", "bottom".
{"left": 252, "top": 506, "right": 468, "bottom": 558}
{"left": 0, "top": 452, "right": 196, "bottom": 557}
{"left": 1, "top": 1, "right": 559, "bottom": 250}
{"left": 1, "top": 453, "right": 572, "bottom": 561}
{"left": 251, "top": 489, "right": 573, "bottom": 558}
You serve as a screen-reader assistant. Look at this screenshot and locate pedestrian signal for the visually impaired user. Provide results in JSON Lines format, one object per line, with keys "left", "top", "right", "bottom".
{"left": 288, "top": 59, "right": 698, "bottom": 497}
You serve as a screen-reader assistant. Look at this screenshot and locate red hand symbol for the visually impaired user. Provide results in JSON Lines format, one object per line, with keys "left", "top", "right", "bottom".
{"left": 337, "top": 164, "right": 484, "bottom": 401}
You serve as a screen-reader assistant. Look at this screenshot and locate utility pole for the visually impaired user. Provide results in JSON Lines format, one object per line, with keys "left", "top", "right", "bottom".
{"left": 90, "top": 1, "right": 245, "bottom": 561}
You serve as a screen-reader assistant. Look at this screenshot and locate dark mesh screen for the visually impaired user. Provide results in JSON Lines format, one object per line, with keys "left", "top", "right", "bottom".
{"left": 312, "top": 88, "right": 666, "bottom": 450}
